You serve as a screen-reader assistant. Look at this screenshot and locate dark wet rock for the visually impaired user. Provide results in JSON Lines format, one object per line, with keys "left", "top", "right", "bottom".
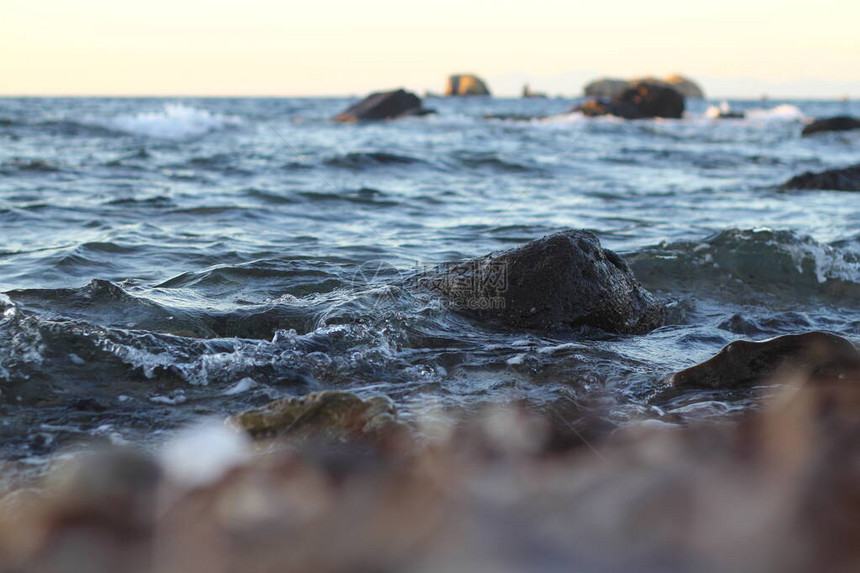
{"left": 445, "top": 74, "right": 491, "bottom": 96}
{"left": 334, "top": 89, "right": 432, "bottom": 122}
{"left": 715, "top": 111, "right": 745, "bottom": 119}
{"left": 573, "top": 81, "right": 685, "bottom": 119}
{"left": 421, "top": 230, "right": 664, "bottom": 334}
{"left": 781, "top": 164, "right": 860, "bottom": 191}
{"left": 801, "top": 116, "right": 860, "bottom": 137}
{"left": 227, "top": 390, "right": 408, "bottom": 445}
{"left": 668, "top": 332, "right": 860, "bottom": 389}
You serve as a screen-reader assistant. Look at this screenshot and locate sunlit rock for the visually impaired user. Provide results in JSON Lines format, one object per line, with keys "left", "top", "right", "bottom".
{"left": 444, "top": 74, "right": 491, "bottom": 96}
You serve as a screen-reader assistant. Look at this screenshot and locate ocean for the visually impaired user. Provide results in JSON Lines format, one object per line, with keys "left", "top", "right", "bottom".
{"left": 0, "top": 95, "right": 858, "bottom": 466}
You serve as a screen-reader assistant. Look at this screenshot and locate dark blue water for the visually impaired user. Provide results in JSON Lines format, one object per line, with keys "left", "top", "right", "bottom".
{"left": 0, "top": 96, "right": 858, "bottom": 461}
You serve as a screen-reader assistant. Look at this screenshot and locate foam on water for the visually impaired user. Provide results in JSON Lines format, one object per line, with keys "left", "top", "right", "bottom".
{"left": 703, "top": 103, "right": 805, "bottom": 122}
{"left": 94, "top": 104, "right": 241, "bottom": 139}
{"left": 743, "top": 104, "right": 805, "bottom": 122}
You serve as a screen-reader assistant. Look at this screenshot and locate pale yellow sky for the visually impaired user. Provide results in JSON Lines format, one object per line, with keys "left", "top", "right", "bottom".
{"left": 1, "top": 0, "right": 857, "bottom": 97}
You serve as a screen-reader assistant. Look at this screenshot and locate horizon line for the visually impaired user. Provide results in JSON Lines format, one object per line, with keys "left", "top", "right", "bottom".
{"left": 0, "top": 93, "right": 853, "bottom": 101}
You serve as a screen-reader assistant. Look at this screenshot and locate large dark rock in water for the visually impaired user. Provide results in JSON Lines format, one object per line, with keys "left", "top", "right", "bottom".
{"left": 801, "top": 115, "right": 860, "bottom": 136}
{"left": 668, "top": 332, "right": 860, "bottom": 389}
{"left": 781, "top": 164, "right": 860, "bottom": 191}
{"left": 421, "top": 230, "right": 664, "bottom": 334}
{"left": 334, "top": 89, "right": 430, "bottom": 122}
{"left": 573, "top": 81, "right": 685, "bottom": 119}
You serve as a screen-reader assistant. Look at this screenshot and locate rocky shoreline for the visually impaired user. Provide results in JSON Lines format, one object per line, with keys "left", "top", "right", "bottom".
{"left": 0, "top": 229, "right": 858, "bottom": 572}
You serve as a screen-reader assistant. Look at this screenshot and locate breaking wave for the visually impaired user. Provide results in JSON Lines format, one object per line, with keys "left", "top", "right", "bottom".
{"left": 628, "top": 228, "right": 860, "bottom": 297}
{"left": 90, "top": 104, "right": 242, "bottom": 140}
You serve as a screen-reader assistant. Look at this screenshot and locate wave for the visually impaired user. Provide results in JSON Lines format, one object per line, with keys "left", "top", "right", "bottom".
{"left": 89, "top": 104, "right": 242, "bottom": 140}
{"left": 0, "top": 158, "right": 62, "bottom": 174}
{"left": 451, "top": 151, "right": 535, "bottom": 172}
{"left": 628, "top": 229, "right": 860, "bottom": 298}
{"left": 324, "top": 151, "right": 424, "bottom": 168}
{"left": 704, "top": 103, "right": 805, "bottom": 122}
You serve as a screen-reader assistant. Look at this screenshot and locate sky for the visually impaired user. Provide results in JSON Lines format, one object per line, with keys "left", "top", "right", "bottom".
{"left": 1, "top": 0, "right": 858, "bottom": 98}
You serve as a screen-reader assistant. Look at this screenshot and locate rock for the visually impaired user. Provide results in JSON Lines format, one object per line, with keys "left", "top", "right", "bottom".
{"left": 583, "top": 78, "right": 629, "bottom": 99}
{"left": 661, "top": 75, "right": 705, "bottom": 99}
{"left": 801, "top": 116, "right": 860, "bottom": 136}
{"left": 781, "top": 164, "right": 860, "bottom": 191}
{"left": 668, "top": 332, "right": 860, "bottom": 389}
{"left": 521, "top": 83, "right": 547, "bottom": 99}
{"left": 227, "top": 390, "right": 408, "bottom": 445}
{"left": 334, "top": 89, "right": 431, "bottom": 122}
{"left": 615, "top": 82, "right": 685, "bottom": 119}
{"left": 445, "top": 74, "right": 491, "bottom": 96}
{"left": 420, "top": 230, "right": 664, "bottom": 334}
{"left": 583, "top": 75, "right": 704, "bottom": 99}
{"left": 573, "top": 81, "right": 685, "bottom": 119}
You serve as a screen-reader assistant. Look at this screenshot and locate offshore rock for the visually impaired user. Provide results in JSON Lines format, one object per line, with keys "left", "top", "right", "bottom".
{"left": 422, "top": 230, "right": 664, "bottom": 334}
{"left": 445, "top": 74, "right": 491, "bottom": 96}
{"left": 781, "top": 164, "right": 860, "bottom": 191}
{"left": 334, "top": 89, "right": 431, "bottom": 122}
{"left": 801, "top": 115, "right": 860, "bottom": 136}
{"left": 584, "top": 75, "right": 704, "bottom": 99}
{"left": 668, "top": 332, "right": 860, "bottom": 389}
{"left": 574, "top": 81, "right": 685, "bottom": 119}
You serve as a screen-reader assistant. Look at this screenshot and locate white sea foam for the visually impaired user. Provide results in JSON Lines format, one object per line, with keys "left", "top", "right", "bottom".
{"left": 700, "top": 103, "right": 806, "bottom": 123}
{"left": 743, "top": 104, "right": 805, "bottom": 122}
{"left": 96, "top": 104, "right": 241, "bottom": 139}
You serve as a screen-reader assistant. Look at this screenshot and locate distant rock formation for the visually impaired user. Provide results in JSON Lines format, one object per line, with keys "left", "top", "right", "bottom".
{"left": 584, "top": 75, "right": 705, "bottom": 99}
{"left": 781, "top": 164, "right": 860, "bottom": 192}
{"left": 583, "top": 78, "right": 629, "bottom": 99}
{"left": 445, "top": 74, "right": 491, "bottom": 96}
{"left": 573, "top": 81, "right": 686, "bottom": 119}
{"left": 334, "top": 89, "right": 432, "bottom": 122}
{"left": 522, "top": 83, "right": 547, "bottom": 99}
{"left": 661, "top": 75, "right": 705, "bottom": 99}
{"left": 801, "top": 116, "right": 860, "bottom": 136}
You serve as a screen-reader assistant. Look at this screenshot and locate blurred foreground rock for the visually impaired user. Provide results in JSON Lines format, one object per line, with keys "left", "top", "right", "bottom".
{"left": 227, "top": 390, "right": 409, "bottom": 447}
{"left": 1, "top": 366, "right": 858, "bottom": 573}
